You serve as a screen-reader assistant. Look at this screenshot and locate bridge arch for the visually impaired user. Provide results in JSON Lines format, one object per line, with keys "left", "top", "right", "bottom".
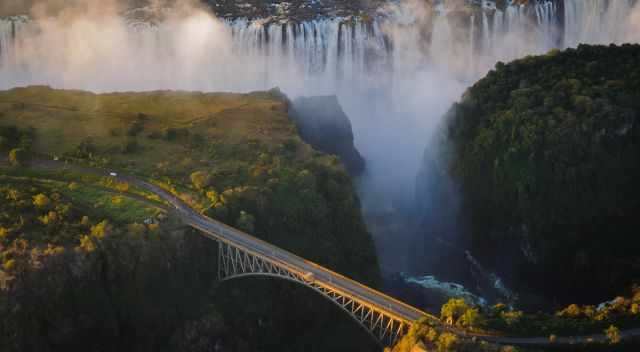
{"left": 217, "top": 241, "right": 409, "bottom": 346}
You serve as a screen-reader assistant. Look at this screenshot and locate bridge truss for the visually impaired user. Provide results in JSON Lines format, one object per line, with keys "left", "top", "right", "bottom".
{"left": 216, "top": 240, "right": 410, "bottom": 347}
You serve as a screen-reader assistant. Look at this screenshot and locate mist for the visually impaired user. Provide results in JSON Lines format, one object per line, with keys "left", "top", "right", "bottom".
{"left": 2, "top": 0, "right": 640, "bottom": 284}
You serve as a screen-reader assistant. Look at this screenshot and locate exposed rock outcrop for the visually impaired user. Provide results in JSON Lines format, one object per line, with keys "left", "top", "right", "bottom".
{"left": 290, "top": 95, "right": 366, "bottom": 176}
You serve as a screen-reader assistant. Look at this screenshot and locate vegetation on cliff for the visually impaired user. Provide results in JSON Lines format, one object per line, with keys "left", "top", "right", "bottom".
{"left": 439, "top": 44, "right": 640, "bottom": 301}
{"left": 390, "top": 292, "right": 640, "bottom": 352}
{"left": 0, "top": 86, "right": 380, "bottom": 351}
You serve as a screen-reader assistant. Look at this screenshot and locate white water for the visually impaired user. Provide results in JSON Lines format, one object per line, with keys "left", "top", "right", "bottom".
{"left": 404, "top": 273, "right": 488, "bottom": 306}
{"left": 1, "top": 0, "right": 640, "bottom": 287}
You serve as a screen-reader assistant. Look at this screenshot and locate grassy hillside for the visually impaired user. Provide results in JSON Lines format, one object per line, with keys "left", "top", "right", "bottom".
{"left": 0, "top": 86, "right": 300, "bottom": 181}
{"left": 0, "top": 86, "right": 381, "bottom": 352}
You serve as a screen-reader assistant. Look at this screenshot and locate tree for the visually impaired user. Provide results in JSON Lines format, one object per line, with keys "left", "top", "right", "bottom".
{"left": 32, "top": 194, "right": 51, "bottom": 208}
{"left": 121, "top": 139, "right": 140, "bottom": 154}
{"left": 605, "top": 325, "right": 620, "bottom": 344}
{"left": 78, "top": 235, "right": 96, "bottom": 252}
{"left": 441, "top": 298, "right": 471, "bottom": 325}
{"left": 436, "top": 332, "right": 459, "bottom": 352}
{"left": 90, "top": 220, "right": 112, "bottom": 239}
{"left": 8, "top": 148, "right": 27, "bottom": 166}
{"left": 206, "top": 190, "right": 219, "bottom": 205}
{"left": 557, "top": 304, "right": 581, "bottom": 318}
{"left": 127, "top": 120, "right": 145, "bottom": 137}
{"left": 190, "top": 171, "right": 210, "bottom": 190}
{"left": 458, "top": 307, "right": 485, "bottom": 328}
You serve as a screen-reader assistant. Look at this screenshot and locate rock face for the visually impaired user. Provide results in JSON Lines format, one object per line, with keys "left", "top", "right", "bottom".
{"left": 290, "top": 95, "right": 366, "bottom": 176}
{"left": 205, "top": 0, "right": 385, "bottom": 21}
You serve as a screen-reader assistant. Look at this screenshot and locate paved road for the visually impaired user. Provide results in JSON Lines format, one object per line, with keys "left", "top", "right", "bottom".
{"left": 6, "top": 159, "right": 640, "bottom": 348}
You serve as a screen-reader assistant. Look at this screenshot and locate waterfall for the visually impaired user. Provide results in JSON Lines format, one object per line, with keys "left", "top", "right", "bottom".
{"left": 222, "top": 18, "right": 391, "bottom": 95}
{"left": 564, "top": 0, "right": 639, "bottom": 46}
{"left": 2, "top": 1, "right": 640, "bottom": 90}
{"left": 0, "top": 16, "right": 28, "bottom": 70}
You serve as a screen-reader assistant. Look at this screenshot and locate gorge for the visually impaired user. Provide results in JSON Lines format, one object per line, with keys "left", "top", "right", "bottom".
{"left": 1, "top": 0, "right": 640, "bottom": 349}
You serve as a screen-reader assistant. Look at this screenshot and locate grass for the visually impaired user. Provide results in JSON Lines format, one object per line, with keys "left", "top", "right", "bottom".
{"left": 0, "top": 164, "right": 166, "bottom": 203}
{"left": 0, "top": 85, "right": 315, "bottom": 221}
{"left": 0, "top": 170, "right": 163, "bottom": 224}
{"left": 63, "top": 183, "right": 160, "bottom": 223}
{"left": 0, "top": 86, "right": 303, "bottom": 182}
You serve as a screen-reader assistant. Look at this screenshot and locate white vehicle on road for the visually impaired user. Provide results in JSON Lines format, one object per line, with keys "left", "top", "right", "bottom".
{"left": 109, "top": 172, "right": 118, "bottom": 177}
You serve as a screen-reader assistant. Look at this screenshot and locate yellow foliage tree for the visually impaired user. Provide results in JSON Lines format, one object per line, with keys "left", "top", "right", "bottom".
{"left": 3, "top": 259, "right": 16, "bottom": 271}
{"left": 437, "top": 332, "right": 458, "bottom": 352}
{"left": 115, "top": 182, "right": 130, "bottom": 192}
{"left": 90, "top": 220, "right": 112, "bottom": 239}
{"left": 33, "top": 193, "right": 51, "bottom": 208}
{"left": 78, "top": 235, "right": 96, "bottom": 252}
{"left": 39, "top": 211, "right": 58, "bottom": 225}
{"left": 605, "top": 325, "right": 621, "bottom": 344}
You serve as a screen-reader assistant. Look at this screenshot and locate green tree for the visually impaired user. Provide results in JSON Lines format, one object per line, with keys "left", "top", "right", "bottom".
{"left": 76, "top": 138, "right": 96, "bottom": 158}
{"left": 121, "top": 139, "right": 140, "bottom": 154}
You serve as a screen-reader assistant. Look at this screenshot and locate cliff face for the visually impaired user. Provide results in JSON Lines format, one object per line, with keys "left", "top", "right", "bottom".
{"left": 0, "top": 86, "right": 381, "bottom": 351}
{"left": 205, "top": 0, "right": 386, "bottom": 20}
{"left": 417, "top": 44, "right": 640, "bottom": 305}
{"left": 291, "top": 95, "right": 366, "bottom": 176}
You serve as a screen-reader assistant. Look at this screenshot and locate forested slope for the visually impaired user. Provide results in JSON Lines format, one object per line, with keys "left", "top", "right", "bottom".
{"left": 439, "top": 44, "right": 640, "bottom": 302}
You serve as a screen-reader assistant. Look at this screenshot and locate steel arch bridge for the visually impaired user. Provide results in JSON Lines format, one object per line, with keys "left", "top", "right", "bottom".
{"left": 216, "top": 240, "right": 410, "bottom": 347}
{"left": 122, "top": 175, "right": 437, "bottom": 347}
